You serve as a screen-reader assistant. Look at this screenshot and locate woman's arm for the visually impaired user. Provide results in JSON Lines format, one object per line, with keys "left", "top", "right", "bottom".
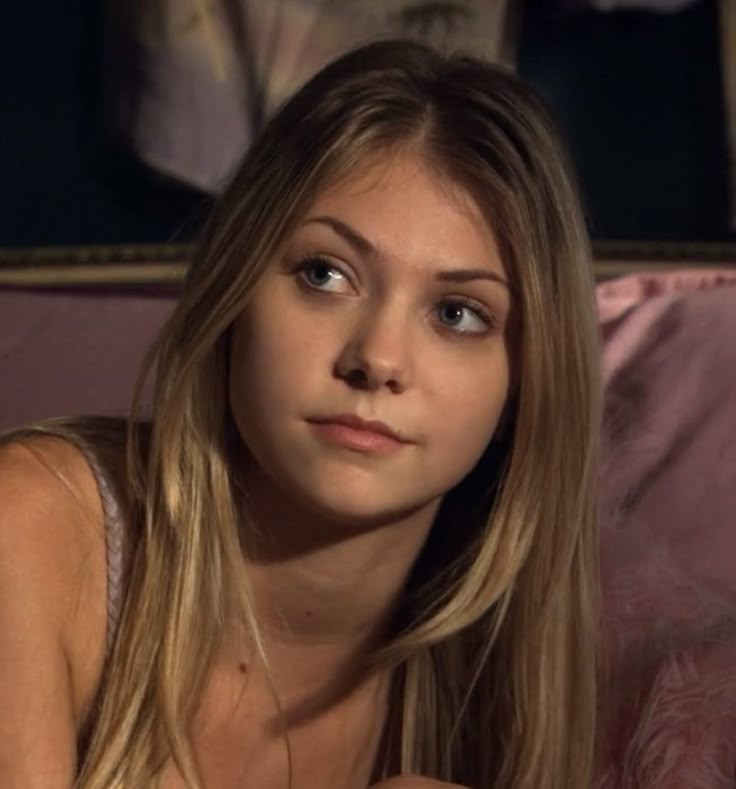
{"left": 0, "top": 438, "right": 108, "bottom": 787}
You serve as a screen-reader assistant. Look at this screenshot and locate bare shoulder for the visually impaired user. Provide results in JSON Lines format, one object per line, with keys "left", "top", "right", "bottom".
{"left": 0, "top": 435, "right": 109, "bottom": 640}
{"left": 0, "top": 435, "right": 109, "bottom": 786}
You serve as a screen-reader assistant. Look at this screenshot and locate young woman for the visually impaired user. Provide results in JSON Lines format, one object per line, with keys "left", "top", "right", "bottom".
{"left": 0, "top": 40, "right": 601, "bottom": 789}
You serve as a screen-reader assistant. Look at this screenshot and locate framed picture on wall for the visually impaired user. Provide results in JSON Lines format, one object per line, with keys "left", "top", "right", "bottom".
{"left": 720, "top": 0, "right": 736, "bottom": 231}
{"left": 0, "top": 0, "right": 734, "bottom": 287}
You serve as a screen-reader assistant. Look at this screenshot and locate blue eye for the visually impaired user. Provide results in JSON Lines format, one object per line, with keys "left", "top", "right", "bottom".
{"left": 437, "top": 300, "right": 492, "bottom": 335}
{"left": 297, "top": 257, "right": 352, "bottom": 294}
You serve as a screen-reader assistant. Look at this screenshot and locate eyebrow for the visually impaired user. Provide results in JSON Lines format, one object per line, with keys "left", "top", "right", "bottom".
{"left": 303, "top": 215, "right": 510, "bottom": 289}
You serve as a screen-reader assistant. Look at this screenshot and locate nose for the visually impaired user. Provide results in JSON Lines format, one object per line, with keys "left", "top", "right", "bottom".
{"left": 334, "top": 305, "right": 413, "bottom": 393}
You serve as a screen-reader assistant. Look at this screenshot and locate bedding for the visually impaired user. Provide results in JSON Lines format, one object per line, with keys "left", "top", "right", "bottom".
{"left": 2, "top": 270, "right": 736, "bottom": 787}
{"left": 596, "top": 270, "right": 736, "bottom": 788}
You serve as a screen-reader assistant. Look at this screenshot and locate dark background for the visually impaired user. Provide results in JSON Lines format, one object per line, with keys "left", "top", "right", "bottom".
{"left": 0, "top": 0, "right": 731, "bottom": 248}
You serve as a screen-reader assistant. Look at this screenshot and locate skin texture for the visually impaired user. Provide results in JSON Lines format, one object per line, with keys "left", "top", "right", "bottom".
{"left": 230, "top": 151, "right": 511, "bottom": 539}
{"left": 0, "top": 438, "right": 108, "bottom": 788}
{"left": 227, "top": 150, "right": 512, "bottom": 698}
{"left": 369, "top": 778, "right": 468, "bottom": 788}
{"left": 0, "top": 150, "right": 510, "bottom": 789}
{"left": 221, "top": 150, "right": 511, "bottom": 786}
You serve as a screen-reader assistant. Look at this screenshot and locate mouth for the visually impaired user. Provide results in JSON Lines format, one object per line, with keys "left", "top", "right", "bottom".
{"left": 307, "top": 414, "right": 411, "bottom": 454}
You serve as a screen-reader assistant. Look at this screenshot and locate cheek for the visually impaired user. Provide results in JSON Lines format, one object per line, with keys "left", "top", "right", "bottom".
{"left": 228, "top": 311, "right": 326, "bottom": 436}
{"left": 228, "top": 320, "right": 282, "bottom": 444}
{"left": 430, "top": 355, "right": 510, "bottom": 477}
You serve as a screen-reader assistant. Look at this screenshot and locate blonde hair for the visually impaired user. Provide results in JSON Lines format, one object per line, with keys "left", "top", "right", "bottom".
{"left": 34, "top": 40, "right": 601, "bottom": 788}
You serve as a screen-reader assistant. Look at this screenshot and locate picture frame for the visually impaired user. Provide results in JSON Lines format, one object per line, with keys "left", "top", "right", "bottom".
{"left": 1, "top": 240, "right": 734, "bottom": 288}
{"left": 1, "top": 0, "right": 733, "bottom": 285}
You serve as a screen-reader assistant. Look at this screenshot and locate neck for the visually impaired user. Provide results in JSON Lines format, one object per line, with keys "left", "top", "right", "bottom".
{"left": 234, "top": 470, "right": 440, "bottom": 708}
{"left": 249, "top": 516, "right": 431, "bottom": 642}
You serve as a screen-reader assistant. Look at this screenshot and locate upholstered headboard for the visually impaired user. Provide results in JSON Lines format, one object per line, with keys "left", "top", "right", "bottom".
{"left": 1, "top": 241, "right": 734, "bottom": 431}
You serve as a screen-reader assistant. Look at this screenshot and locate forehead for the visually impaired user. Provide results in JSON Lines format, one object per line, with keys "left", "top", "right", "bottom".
{"left": 315, "top": 149, "right": 482, "bottom": 219}
{"left": 301, "top": 150, "right": 505, "bottom": 276}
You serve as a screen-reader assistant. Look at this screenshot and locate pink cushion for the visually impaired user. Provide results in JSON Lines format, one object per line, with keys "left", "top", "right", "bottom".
{"left": 2, "top": 270, "right": 736, "bottom": 786}
{"left": 596, "top": 270, "right": 736, "bottom": 788}
{"left": 0, "top": 289, "right": 175, "bottom": 432}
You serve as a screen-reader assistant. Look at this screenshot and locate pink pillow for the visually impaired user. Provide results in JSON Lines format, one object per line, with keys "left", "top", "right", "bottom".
{"left": 596, "top": 270, "right": 736, "bottom": 788}
{"left": 0, "top": 290, "right": 175, "bottom": 432}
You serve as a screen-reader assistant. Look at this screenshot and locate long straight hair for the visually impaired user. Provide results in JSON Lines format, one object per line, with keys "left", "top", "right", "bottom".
{"left": 58, "top": 39, "right": 600, "bottom": 788}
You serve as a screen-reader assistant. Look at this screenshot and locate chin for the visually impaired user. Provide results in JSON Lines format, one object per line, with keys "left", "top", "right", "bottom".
{"left": 290, "top": 472, "right": 439, "bottom": 530}
{"left": 241, "top": 437, "right": 445, "bottom": 531}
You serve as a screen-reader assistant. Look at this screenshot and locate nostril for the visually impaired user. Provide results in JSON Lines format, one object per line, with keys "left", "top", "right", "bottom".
{"left": 345, "top": 368, "right": 370, "bottom": 388}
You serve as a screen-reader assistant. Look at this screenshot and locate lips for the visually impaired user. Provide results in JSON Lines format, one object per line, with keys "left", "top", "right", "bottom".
{"left": 309, "top": 413, "right": 407, "bottom": 442}
{"left": 307, "top": 413, "right": 411, "bottom": 454}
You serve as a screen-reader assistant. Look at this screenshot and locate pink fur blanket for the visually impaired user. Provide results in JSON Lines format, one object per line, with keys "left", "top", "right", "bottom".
{"left": 595, "top": 270, "right": 736, "bottom": 788}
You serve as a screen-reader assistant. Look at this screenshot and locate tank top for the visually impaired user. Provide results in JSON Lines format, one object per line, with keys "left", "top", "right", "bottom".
{"left": 79, "top": 444, "right": 125, "bottom": 652}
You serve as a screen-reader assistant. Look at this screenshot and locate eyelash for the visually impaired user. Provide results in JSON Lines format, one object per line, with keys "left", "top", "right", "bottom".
{"left": 437, "top": 297, "right": 496, "bottom": 334}
{"left": 292, "top": 254, "right": 351, "bottom": 289}
{"left": 290, "top": 255, "right": 497, "bottom": 335}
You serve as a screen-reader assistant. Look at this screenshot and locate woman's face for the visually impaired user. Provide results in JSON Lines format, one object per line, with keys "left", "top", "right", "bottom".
{"left": 229, "top": 151, "right": 512, "bottom": 527}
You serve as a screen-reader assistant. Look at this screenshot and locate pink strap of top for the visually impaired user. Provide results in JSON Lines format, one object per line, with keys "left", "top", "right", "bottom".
{"left": 77, "top": 444, "right": 125, "bottom": 652}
